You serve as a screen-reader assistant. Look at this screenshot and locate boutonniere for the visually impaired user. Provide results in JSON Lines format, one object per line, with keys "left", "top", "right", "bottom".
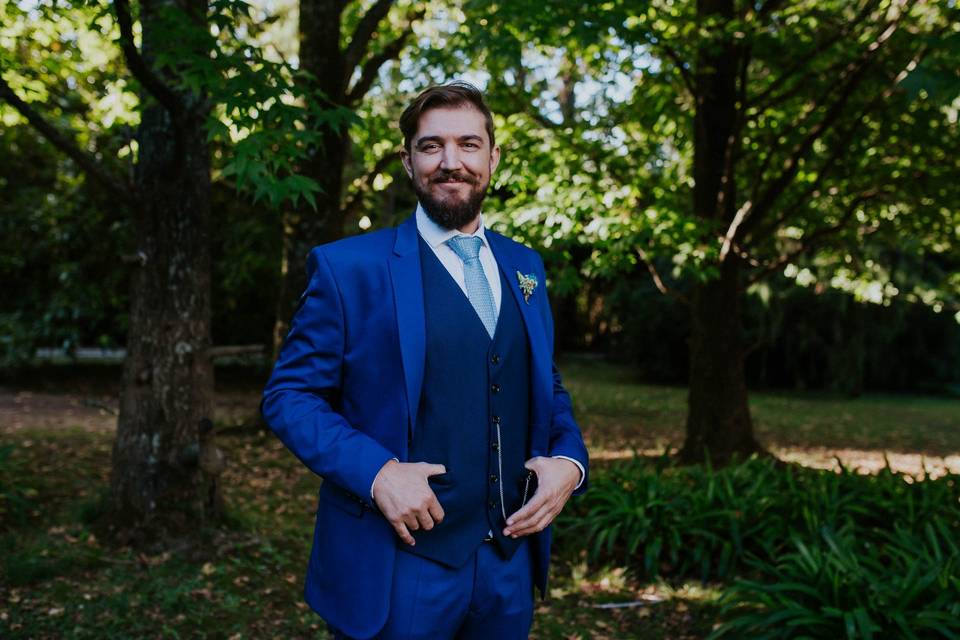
{"left": 516, "top": 271, "right": 538, "bottom": 304}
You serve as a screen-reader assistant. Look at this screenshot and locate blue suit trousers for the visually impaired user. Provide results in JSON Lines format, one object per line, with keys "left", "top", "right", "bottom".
{"left": 329, "top": 539, "right": 534, "bottom": 639}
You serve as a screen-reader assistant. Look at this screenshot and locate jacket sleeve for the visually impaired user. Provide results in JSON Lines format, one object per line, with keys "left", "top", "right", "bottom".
{"left": 260, "top": 247, "right": 396, "bottom": 507}
{"left": 535, "top": 254, "right": 590, "bottom": 496}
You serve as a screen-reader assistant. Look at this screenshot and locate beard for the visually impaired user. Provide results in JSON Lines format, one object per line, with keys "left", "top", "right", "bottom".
{"left": 415, "top": 169, "right": 488, "bottom": 231}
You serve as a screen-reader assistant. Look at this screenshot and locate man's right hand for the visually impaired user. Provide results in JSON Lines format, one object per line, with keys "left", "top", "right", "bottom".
{"left": 371, "top": 460, "right": 446, "bottom": 546}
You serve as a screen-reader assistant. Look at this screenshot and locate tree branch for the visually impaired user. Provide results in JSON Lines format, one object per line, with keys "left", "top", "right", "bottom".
{"left": 741, "top": 0, "right": 907, "bottom": 232}
{"left": 342, "top": 0, "right": 395, "bottom": 80}
{"left": 744, "top": 92, "right": 879, "bottom": 245}
{"left": 345, "top": 17, "right": 420, "bottom": 105}
{"left": 0, "top": 76, "right": 133, "bottom": 206}
{"left": 113, "top": 0, "right": 185, "bottom": 120}
{"left": 746, "top": 188, "right": 883, "bottom": 285}
{"left": 640, "top": 31, "right": 697, "bottom": 99}
{"left": 719, "top": 200, "right": 753, "bottom": 262}
{"left": 744, "top": 8, "right": 929, "bottom": 245}
{"left": 748, "top": 0, "right": 879, "bottom": 113}
{"left": 636, "top": 246, "right": 689, "bottom": 305}
{"left": 745, "top": 3, "right": 906, "bottom": 229}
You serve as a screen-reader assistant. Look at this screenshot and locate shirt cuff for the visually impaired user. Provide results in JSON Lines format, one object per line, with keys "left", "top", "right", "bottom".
{"left": 371, "top": 457, "right": 400, "bottom": 499}
{"left": 552, "top": 455, "right": 585, "bottom": 490}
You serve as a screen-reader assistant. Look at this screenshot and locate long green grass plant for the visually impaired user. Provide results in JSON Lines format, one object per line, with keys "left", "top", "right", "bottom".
{"left": 709, "top": 521, "right": 960, "bottom": 638}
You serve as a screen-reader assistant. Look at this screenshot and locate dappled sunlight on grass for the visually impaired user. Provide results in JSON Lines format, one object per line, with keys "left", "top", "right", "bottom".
{"left": 532, "top": 557, "right": 722, "bottom": 639}
{"left": 774, "top": 446, "right": 960, "bottom": 478}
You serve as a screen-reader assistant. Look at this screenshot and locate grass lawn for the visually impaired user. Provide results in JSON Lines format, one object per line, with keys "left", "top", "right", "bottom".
{"left": 561, "top": 357, "right": 960, "bottom": 474}
{"left": 2, "top": 358, "right": 958, "bottom": 638}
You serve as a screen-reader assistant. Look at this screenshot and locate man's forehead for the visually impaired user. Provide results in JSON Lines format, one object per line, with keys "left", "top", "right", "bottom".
{"left": 414, "top": 105, "right": 488, "bottom": 140}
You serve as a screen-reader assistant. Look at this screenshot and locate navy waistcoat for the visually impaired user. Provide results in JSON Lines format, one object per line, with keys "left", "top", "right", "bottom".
{"left": 404, "top": 236, "right": 532, "bottom": 567}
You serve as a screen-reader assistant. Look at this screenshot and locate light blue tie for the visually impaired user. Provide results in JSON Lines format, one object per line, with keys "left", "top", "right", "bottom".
{"left": 446, "top": 236, "right": 497, "bottom": 338}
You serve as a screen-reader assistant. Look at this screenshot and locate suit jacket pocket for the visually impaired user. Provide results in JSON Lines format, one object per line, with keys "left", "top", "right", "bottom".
{"left": 320, "top": 480, "right": 369, "bottom": 518}
{"left": 427, "top": 473, "right": 456, "bottom": 512}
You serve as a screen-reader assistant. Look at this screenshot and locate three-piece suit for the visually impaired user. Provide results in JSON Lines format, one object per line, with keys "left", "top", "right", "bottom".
{"left": 261, "top": 208, "right": 589, "bottom": 638}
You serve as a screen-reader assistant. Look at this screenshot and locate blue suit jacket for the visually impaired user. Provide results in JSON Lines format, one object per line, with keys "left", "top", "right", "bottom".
{"left": 261, "top": 212, "right": 589, "bottom": 639}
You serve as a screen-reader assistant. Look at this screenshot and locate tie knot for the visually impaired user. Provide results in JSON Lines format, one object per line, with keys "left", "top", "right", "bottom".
{"left": 446, "top": 235, "right": 483, "bottom": 263}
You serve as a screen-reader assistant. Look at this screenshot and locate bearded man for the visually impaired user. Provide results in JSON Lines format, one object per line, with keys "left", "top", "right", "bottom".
{"left": 261, "top": 81, "right": 589, "bottom": 640}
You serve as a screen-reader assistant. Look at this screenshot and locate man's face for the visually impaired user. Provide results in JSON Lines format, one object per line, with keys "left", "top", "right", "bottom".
{"left": 400, "top": 105, "right": 500, "bottom": 231}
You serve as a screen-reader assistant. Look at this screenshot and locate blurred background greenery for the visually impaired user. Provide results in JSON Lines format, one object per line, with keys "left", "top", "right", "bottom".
{"left": 2, "top": 0, "right": 959, "bottom": 637}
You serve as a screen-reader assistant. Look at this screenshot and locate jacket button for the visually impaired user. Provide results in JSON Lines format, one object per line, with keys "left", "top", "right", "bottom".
{"left": 489, "top": 474, "right": 498, "bottom": 483}
{"left": 492, "top": 415, "right": 501, "bottom": 424}
{"left": 491, "top": 384, "right": 500, "bottom": 393}
{"left": 491, "top": 354, "right": 501, "bottom": 364}
{"left": 492, "top": 442, "right": 499, "bottom": 451}
{"left": 488, "top": 500, "right": 497, "bottom": 509}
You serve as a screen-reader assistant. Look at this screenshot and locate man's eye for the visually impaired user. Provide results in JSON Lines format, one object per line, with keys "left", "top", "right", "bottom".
{"left": 463, "top": 143, "right": 479, "bottom": 149}
{"left": 421, "top": 144, "right": 440, "bottom": 152}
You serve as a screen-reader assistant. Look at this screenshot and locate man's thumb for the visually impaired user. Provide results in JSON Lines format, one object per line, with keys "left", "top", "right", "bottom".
{"left": 423, "top": 463, "right": 447, "bottom": 476}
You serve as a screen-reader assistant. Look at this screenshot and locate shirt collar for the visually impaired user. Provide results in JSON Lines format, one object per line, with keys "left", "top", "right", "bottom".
{"left": 415, "top": 202, "right": 489, "bottom": 250}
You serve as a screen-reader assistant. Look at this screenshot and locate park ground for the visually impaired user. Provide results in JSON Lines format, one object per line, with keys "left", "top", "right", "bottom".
{"left": 2, "top": 357, "right": 959, "bottom": 639}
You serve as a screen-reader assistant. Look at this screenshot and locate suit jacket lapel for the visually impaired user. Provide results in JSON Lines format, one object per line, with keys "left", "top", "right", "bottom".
{"left": 389, "top": 214, "right": 426, "bottom": 437}
{"left": 487, "top": 231, "right": 552, "bottom": 432}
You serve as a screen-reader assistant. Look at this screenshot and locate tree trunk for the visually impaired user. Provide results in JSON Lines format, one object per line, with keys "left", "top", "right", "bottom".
{"left": 679, "top": 0, "right": 762, "bottom": 463}
{"left": 108, "top": 0, "right": 217, "bottom": 544}
{"left": 273, "top": 0, "right": 350, "bottom": 353}
{"left": 679, "top": 257, "right": 761, "bottom": 463}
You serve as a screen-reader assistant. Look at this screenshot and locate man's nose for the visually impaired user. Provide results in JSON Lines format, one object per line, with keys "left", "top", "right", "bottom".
{"left": 439, "top": 144, "right": 463, "bottom": 170}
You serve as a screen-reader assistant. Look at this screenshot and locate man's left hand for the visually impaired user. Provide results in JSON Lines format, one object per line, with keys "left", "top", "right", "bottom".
{"left": 503, "top": 456, "right": 580, "bottom": 538}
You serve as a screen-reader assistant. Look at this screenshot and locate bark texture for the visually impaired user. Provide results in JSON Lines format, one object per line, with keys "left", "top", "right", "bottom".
{"left": 680, "top": 257, "right": 761, "bottom": 463}
{"left": 273, "top": 0, "right": 351, "bottom": 352}
{"left": 108, "top": 0, "right": 217, "bottom": 542}
{"left": 679, "top": 0, "right": 762, "bottom": 464}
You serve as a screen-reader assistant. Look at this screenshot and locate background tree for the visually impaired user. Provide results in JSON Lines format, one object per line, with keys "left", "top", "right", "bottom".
{"left": 1, "top": 0, "right": 339, "bottom": 541}
{"left": 1, "top": 0, "right": 218, "bottom": 538}
{"left": 453, "top": 0, "right": 960, "bottom": 463}
{"left": 272, "top": 0, "right": 428, "bottom": 350}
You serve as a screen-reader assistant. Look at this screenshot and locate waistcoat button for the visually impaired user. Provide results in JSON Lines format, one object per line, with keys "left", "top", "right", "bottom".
{"left": 489, "top": 474, "right": 498, "bottom": 483}
{"left": 491, "top": 384, "right": 500, "bottom": 393}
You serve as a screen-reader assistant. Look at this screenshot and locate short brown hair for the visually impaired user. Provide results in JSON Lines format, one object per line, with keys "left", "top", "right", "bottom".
{"left": 399, "top": 81, "right": 496, "bottom": 152}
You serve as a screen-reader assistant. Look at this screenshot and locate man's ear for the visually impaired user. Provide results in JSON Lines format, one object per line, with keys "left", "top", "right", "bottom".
{"left": 400, "top": 148, "right": 414, "bottom": 179}
{"left": 489, "top": 144, "right": 501, "bottom": 175}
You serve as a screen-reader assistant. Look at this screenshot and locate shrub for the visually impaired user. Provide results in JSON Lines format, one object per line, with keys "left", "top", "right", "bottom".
{"left": 710, "top": 522, "right": 960, "bottom": 639}
{"left": 560, "top": 455, "right": 960, "bottom": 637}
{"left": 560, "top": 455, "right": 960, "bottom": 582}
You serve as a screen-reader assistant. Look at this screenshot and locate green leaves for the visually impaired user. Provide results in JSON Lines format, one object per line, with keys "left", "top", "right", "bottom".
{"left": 153, "top": 0, "right": 358, "bottom": 211}
{"left": 561, "top": 455, "right": 960, "bottom": 637}
{"left": 445, "top": 0, "right": 960, "bottom": 317}
{"left": 562, "top": 453, "right": 960, "bottom": 580}
{"left": 712, "top": 523, "right": 960, "bottom": 639}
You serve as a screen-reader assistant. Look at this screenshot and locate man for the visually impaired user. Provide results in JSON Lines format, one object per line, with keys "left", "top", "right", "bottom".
{"left": 261, "top": 82, "right": 589, "bottom": 639}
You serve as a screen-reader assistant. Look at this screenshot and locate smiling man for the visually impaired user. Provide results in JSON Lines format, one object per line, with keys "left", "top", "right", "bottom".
{"left": 261, "top": 82, "right": 589, "bottom": 639}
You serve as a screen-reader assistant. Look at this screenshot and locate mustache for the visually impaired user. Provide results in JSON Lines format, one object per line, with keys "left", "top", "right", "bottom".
{"left": 430, "top": 170, "right": 479, "bottom": 186}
